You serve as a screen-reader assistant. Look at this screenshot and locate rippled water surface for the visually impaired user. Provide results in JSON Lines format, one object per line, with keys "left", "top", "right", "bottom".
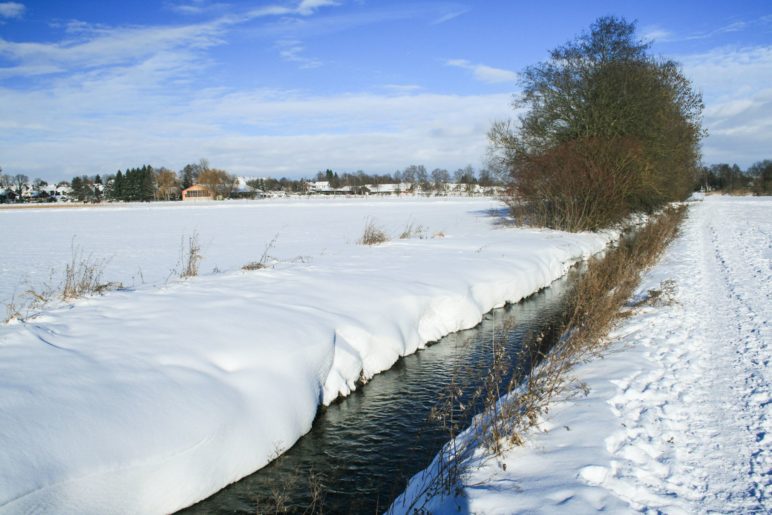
{"left": 182, "top": 277, "right": 571, "bottom": 514}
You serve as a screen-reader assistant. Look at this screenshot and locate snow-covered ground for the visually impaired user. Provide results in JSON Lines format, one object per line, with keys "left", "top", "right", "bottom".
{"left": 394, "top": 195, "right": 771, "bottom": 513}
{"left": 0, "top": 198, "right": 615, "bottom": 514}
{"left": 1, "top": 198, "right": 501, "bottom": 304}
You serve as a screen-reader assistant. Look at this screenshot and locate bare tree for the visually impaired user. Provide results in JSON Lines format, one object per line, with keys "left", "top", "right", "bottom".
{"left": 13, "top": 174, "right": 29, "bottom": 197}
{"left": 0, "top": 167, "right": 9, "bottom": 189}
{"left": 197, "top": 168, "right": 238, "bottom": 199}
{"left": 155, "top": 167, "right": 179, "bottom": 200}
{"left": 454, "top": 165, "right": 476, "bottom": 184}
{"left": 32, "top": 178, "right": 48, "bottom": 192}
{"left": 431, "top": 168, "right": 450, "bottom": 193}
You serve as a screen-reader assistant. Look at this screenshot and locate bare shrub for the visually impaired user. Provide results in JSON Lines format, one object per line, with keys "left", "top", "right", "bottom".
{"left": 506, "top": 137, "right": 645, "bottom": 231}
{"left": 243, "top": 233, "right": 279, "bottom": 271}
{"left": 179, "top": 232, "right": 203, "bottom": 279}
{"left": 359, "top": 219, "right": 389, "bottom": 245}
{"left": 252, "top": 466, "right": 325, "bottom": 514}
{"left": 306, "top": 471, "right": 326, "bottom": 514}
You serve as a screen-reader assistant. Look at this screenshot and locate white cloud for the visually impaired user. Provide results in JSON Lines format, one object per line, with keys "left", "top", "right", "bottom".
{"left": 680, "top": 45, "right": 772, "bottom": 99}
{"left": 296, "top": 0, "right": 339, "bottom": 16}
{"left": 679, "top": 45, "right": 772, "bottom": 166}
{"left": 700, "top": 90, "right": 772, "bottom": 165}
{"left": 0, "top": 2, "right": 24, "bottom": 18}
{"left": 0, "top": 83, "right": 512, "bottom": 179}
{"left": 0, "top": 20, "right": 227, "bottom": 78}
{"left": 446, "top": 59, "right": 518, "bottom": 84}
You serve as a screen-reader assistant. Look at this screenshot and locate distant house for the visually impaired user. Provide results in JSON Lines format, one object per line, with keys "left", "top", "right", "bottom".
{"left": 304, "top": 181, "right": 357, "bottom": 196}
{"left": 181, "top": 184, "right": 212, "bottom": 201}
{"left": 366, "top": 183, "right": 410, "bottom": 196}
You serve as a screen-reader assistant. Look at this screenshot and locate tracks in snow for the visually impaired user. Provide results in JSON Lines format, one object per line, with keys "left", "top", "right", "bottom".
{"left": 600, "top": 199, "right": 770, "bottom": 513}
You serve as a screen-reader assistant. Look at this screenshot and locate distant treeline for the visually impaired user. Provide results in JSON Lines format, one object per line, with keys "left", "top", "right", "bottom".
{"left": 1, "top": 160, "right": 503, "bottom": 203}
{"left": 4, "top": 157, "right": 767, "bottom": 205}
{"left": 699, "top": 161, "right": 771, "bottom": 195}
{"left": 309, "top": 165, "right": 499, "bottom": 189}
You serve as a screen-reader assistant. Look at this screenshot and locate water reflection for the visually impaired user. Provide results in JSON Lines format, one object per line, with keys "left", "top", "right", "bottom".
{"left": 182, "top": 276, "right": 570, "bottom": 514}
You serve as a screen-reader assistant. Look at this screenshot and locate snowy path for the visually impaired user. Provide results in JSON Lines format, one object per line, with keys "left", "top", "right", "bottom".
{"left": 603, "top": 197, "right": 770, "bottom": 512}
{"left": 395, "top": 196, "right": 771, "bottom": 513}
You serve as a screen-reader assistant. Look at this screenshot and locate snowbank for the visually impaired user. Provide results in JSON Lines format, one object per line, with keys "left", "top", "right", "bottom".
{"left": 393, "top": 196, "right": 771, "bottom": 513}
{"left": 0, "top": 198, "right": 613, "bottom": 514}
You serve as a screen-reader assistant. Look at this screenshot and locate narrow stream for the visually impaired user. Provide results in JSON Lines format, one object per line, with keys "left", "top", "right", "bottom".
{"left": 182, "top": 275, "right": 573, "bottom": 514}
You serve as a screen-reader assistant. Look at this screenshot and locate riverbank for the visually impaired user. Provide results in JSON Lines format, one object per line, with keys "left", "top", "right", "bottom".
{"left": 0, "top": 198, "right": 615, "bottom": 514}
{"left": 393, "top": 195, "right": 770, "bottom": 513}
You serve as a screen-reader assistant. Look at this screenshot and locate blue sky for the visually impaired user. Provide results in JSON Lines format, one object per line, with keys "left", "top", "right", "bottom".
{"left": 1, "top": 0, "right": 770, "bottom": 181}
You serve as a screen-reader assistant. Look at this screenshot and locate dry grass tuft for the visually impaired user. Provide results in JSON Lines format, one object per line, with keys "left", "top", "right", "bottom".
{"left": 400, "top": 221, "right": 427, "bottom": 239}
{"left": 61, "top": 248, "right": 118, "bottom": 300}
{"left": 359, "top": 219, "right": 389, "bottom": 245}
{"left": 243, "top": 233, "right": 279, "bottom": 271}
{"left": 4, "top": 243, "right": 120, "bottom": 323}
{"left": 179, "top": 232, "right": 203, "bottom": 279}
{"left": 4, "top": 295, "right": 22, "bottom": 323}
{"left": 241, "top": 262, "right": 268, "bottom": 271}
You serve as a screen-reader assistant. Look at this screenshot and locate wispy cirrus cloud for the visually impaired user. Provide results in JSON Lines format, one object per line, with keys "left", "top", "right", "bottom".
{"left": 0, "top": 20, "right": 227, "bottom": 78}
{"left": 644, "top": 15, "right": 770, "bottom": 44}
{"left": 276, "top": 39, "right": 322, "bottom": 68}
{"left": 641, "top": 25, "right": 672, "bottom": 42}
{"left": 0, "top": 2, "right": 24, "bottom": 19}
{"left": 0, "top": 0, "right": 348, "bottom": 79}
{"left": 167, "top": 0, "right": 337, "bottom": 18}
{"left": 446, "top": 59, "right": 517, "bottom": 84}
{"left": 165, "top": 0, "right": 231, "bottom": 16}
{"left": 685, "top": 20, "right": 749, "bottom": 40}
{"left": 431, "top": 9, "right": 468, "bottom": 25}
{"left": 296, "top": 0, "right": 340, "bottom": 16}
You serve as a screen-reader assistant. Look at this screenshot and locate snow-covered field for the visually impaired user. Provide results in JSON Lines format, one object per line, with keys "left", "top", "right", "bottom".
{"left": 0, "top": 198, "right": 615, "bottom": 514}
{"left": 1, "top": 198, "right": 497, "bottom": 304}
{"left": 395, "top": 195, "right": 771, "bottom": 513}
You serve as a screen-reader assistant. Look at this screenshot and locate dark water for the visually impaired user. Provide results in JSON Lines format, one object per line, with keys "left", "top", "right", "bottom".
{"left": 182, "top": 276, "right": 572, "bottom": 514}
